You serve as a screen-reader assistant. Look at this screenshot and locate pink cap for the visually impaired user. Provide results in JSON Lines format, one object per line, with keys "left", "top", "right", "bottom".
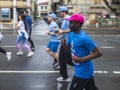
{"left": 65, "top": 13, "right": 84, "bottom": 23}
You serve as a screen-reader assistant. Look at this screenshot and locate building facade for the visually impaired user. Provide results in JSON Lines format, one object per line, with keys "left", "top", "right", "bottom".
{"left": 49, "top": 0, "right": 108, "bottom": 25}
{"left": 37, "top": 1, "right": 50, "bottom": 18}
{"left": 0, "top": 0, "right": 37, "bottom": 30}
{"left": 111, "top": 0, "right": 120, "bottom": 14}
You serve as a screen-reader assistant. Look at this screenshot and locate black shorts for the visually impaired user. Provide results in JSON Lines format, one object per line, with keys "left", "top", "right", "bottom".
{"left": 70, "top": 76, "right": 99, "bottom": 90}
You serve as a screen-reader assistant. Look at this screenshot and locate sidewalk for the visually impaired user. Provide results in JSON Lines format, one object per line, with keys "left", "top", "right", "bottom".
{"left": 83, "top": 24, "right": 119, "bottom": 30}
{"left": 0, "top": 19, "right": 119, "bottom": 31}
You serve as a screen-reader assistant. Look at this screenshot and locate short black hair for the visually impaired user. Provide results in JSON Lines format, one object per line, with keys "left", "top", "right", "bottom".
{"left": 24, "top": 10, "right": 28, "bottom": 14}
{"left": 62, "top": 10, "right": 68, "bottom": 14}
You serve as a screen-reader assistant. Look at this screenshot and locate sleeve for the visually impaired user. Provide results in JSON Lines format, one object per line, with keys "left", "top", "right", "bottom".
{"left": 18, "top": 21, "right": 21, "bottom": 27}
{"left": 66, "top": 33, "right": 71, "bottom": 47}
{"left": 29, "top": 17, "right": 32, "bottom": 24}
{"left": 82, "top": 36, "right": 97, "bottom": 51}
{"left": 49, "top": 24, "right": 53, "bottom": 32}
{"left": 66, "top": 20, "right": 70, "bottom": 29}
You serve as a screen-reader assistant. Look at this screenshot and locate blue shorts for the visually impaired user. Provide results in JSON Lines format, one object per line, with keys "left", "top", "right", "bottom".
{"left": 16, "top": 33, "right": 27, "bottom": 45}
{"left": 46, "top": 41, "right": 60, "bottom": 53}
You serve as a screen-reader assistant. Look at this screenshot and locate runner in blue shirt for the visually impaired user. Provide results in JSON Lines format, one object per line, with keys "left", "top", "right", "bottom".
{"left": 23, "top": 10, "right": 35, "bottom": 51}
{"left": 45, "top": 13, "right": 60, "bottom": 66}
{"left": 65, "top": 13, "right": 102, "bottom": 90}
{"left": 56, "top": 6, "right": 73, "bottom": 82}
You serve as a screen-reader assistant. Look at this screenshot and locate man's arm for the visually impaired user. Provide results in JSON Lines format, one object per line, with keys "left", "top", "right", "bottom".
{"left": 72, "top": 47, "right": 102, "bottom": 63}
{"left": 58, "top": 29, "right": 70, "bottom": 34}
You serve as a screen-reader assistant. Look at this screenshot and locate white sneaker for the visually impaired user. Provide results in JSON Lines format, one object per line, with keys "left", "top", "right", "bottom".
{"left": 27, "top": 51, "right": 34, "bottom": 57}
{"left": 57, "top": 77, "right": 71, "bottom": 82}
{"left": 6, "top": 52, "right": 12, "bottom": 61}
{"left": 17, "top": 51, "right": 23, "bottom": 56}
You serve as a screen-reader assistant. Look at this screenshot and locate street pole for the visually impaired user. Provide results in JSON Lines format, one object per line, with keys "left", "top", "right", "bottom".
{"left": 27, "top": 0, "right": 30, "bottom": 15}
{"left": 13, "top": 0, "right": 16, "bottom": 29}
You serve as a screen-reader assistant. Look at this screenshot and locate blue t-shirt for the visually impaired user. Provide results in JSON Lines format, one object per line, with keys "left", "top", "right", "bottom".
{"left": 67, "top": 30, "right": 97, "bottom": 79}
{"left": 25, "top": 15, "right": 32, "bottom": 30}
{"left": 49, "top": 21, "right": 60, "bottom": 42}
{"left": 61, "top": 15, "right": 70, "bottom": 40}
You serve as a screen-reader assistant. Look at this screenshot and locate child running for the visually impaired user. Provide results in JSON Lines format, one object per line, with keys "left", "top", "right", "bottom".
{"left": 45, "top": 13, "right": 60, "bottom": 67}
{"left": 16, "top": 13, "right": 34, "bottom": 57}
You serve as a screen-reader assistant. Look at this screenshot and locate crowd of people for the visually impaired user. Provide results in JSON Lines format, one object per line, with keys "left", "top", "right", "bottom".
{"left": 0, "top": 6, "right": 103, "bottom": 90}
{"left": 45, "top": 6, "right": 102, "bottom": 90}
{"left": 0, "top": 9, "right": 35, "bottom": 60}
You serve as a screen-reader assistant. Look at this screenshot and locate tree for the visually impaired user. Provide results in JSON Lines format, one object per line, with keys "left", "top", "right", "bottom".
{"left": 103, "top": 0, "right": 119, "bottom": 15}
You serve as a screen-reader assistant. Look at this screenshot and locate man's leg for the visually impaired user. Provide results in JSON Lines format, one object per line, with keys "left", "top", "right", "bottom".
{"left": 70, "top": 76, "right": 89, "bottom": 90}
{"left": 59, "top": 45, "right": 68, "bottom": 79}
{"left": 52, "top": 58, "right": 57, "bottom": 65}
{"left": 28, "top": 30, "right": 35, "bottom": 49}
{"left": 85, "top": 76, "right": 99, "bottom": 90}
{"left": 64, "top": 44, "right": 73, "bottom": 66}
{"left": 0, "top": 47, "right": 6, "bottom": 54}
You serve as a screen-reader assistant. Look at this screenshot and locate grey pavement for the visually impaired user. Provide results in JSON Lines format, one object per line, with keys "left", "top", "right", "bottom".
{"left": 0, "top": 19, "right": 120, "bottom": 90}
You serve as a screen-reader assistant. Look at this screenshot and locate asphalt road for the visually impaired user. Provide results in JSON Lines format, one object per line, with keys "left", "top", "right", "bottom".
{"left": 0, "top": 19, "right": 120, "bottom": 90}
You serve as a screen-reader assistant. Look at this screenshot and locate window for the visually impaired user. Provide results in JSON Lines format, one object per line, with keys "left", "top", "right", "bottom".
{"left": 41, "top": 6, "right": 43, "bottom": 10}
{"left": 45, "top": 6, "right": 47, "bottom": 10}
{"left": 112, "top": 0, "right": 120, "bottom": 4}
{"left": 0, "top": 8, "right": 10, "bottom": 21}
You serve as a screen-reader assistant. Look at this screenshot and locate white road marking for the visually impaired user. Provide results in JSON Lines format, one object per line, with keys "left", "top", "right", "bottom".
{"left": 0, "top": 70, "right": 119, "bottom": 74}
{"left": 101, "top": 46, "right": 116, "bottom": 49}
{"left": 3, "top": 46, "right": 16, "bottom": 48}
{"left": 3, "top": 46, "right": 43, "bottom": 48}
{"left": 94, "top": 71, "right": 108, "bottom": 74}
{"left": 113, "top": 71, "right": 120, "bottom": 74}
{"left": 3, "top": 46, "right": 117, "bottom": 49}
{"left": 0, "top": 71, "right": 59, "bottom": 74}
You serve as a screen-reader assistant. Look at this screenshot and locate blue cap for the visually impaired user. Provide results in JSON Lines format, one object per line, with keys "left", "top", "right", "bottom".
{"left": 48, "top": 13, "right": 57, "bottom": 19}
{"left": 57, "top": 6, "right": 68, "bottom": 12}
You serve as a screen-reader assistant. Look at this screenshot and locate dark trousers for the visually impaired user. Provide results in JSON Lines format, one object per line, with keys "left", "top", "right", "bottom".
{"left": 59, "top": 40, "right": 73, "bottom": 79}
{"left": 28, "top": 30, "right": 35, "bottom": 48}
{"left": 70, "top": 76, "right": 99, "bottom": 90}
{"left": 0, "top": 47, "right": 6, "bottom": 54}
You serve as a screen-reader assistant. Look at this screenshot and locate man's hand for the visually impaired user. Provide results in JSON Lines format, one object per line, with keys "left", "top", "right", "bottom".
{"left": 46, "top": 31, "right": 50, "bottom": 35}
{"left": 72, "top": 56, "right": 82, "bottom": 63}
{"left": 58, "top": 30, "right": 63, "bottom": 34}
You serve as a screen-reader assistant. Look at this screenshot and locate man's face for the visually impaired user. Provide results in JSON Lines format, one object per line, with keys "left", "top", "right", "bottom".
{"left": 47, "top": 16, "right": 52, "bottom": 22}
{"left": 69, "top": 21, "right": 80, "bottom": 32}
{"left": 58, "top": 11, "right": 64, "bottom": 18}
{"left": 23, "top": 11, "right": 27, "bottom": 16}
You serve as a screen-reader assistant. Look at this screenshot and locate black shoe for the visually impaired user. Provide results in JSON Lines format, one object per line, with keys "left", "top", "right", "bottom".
{"left": 52, "top": 58, "right": 57, "bottom": 65}
{"left": 31, "top": 47, "right": 35, "bottom": 51}
{"left": 53, "top": 64, "right": 60, "bottom": 69}
{"left": 54, "top": 65, "right": 60, "bottom": 69}
{"left": 52, "top": 62, "right": 57, "bottom": 65}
